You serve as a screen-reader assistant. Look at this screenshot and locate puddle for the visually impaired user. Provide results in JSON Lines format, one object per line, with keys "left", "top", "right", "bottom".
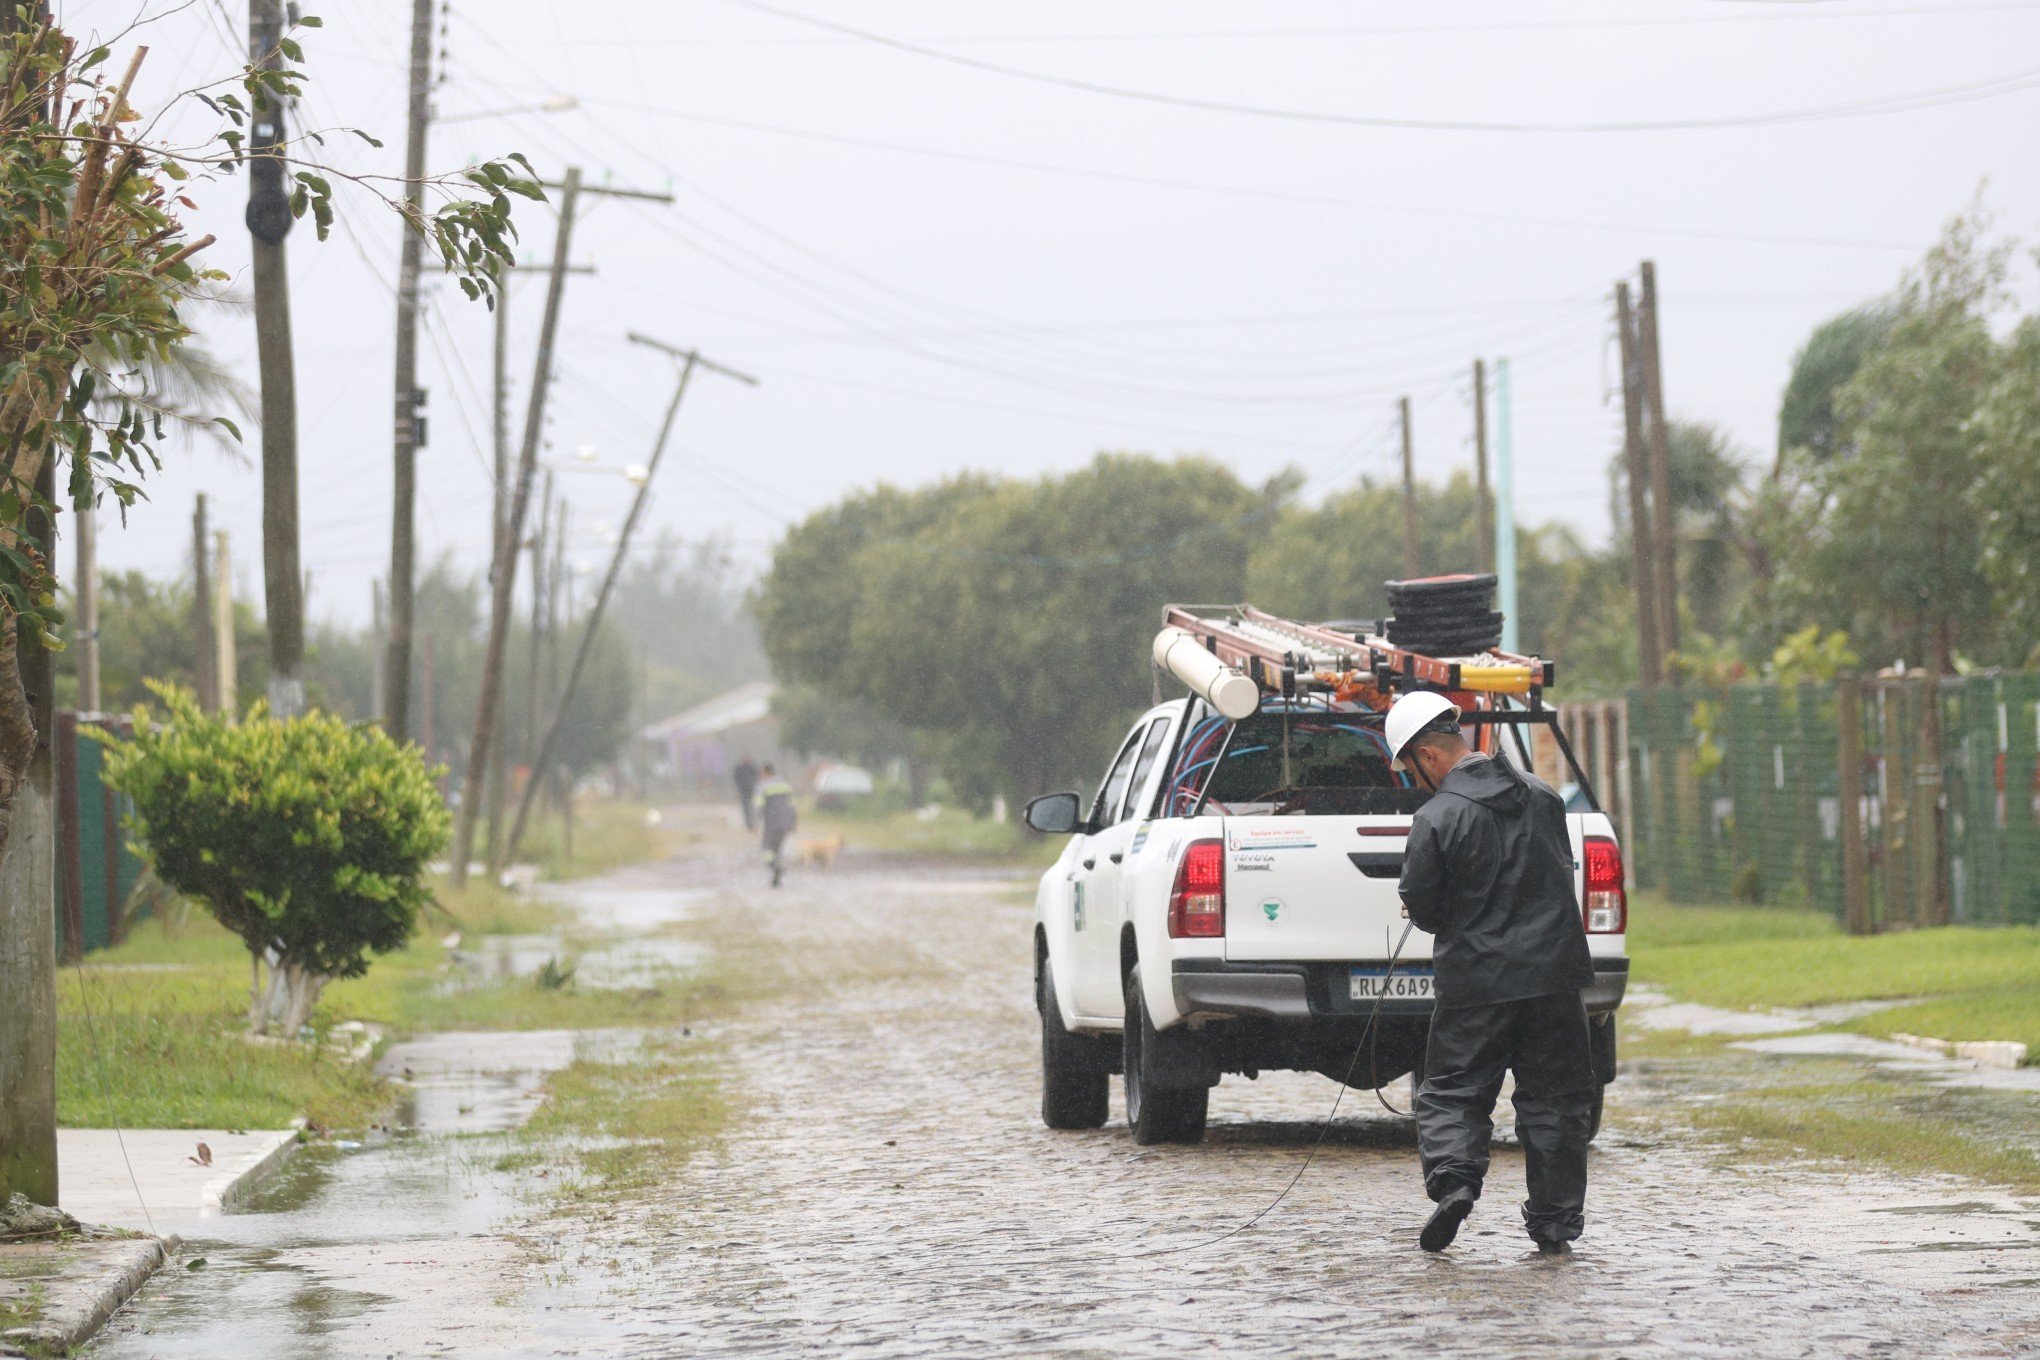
{"left": 543, "top": 884, "right": 707, "bottom": 933}
{"left": 377, "top": 1028, "right": 644, "bottom": 1135}
{"left": 449, "top": 934, "right": 705, "bottom": 995}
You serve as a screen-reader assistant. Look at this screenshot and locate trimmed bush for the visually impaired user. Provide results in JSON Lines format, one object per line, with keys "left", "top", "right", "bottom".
{"left": 101, "top": 686, "right": 450, "bottom": 1034}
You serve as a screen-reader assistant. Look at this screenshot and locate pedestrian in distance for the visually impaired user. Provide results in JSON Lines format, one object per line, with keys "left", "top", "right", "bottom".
{"left": 757, "top": 763, "right": 797, "bottom": 888}
{"left": 1384, "top": 690, "right": 1597, "bottom": 1257}
{"left": 732, "top": 754, "right": 760, "bottom": 832}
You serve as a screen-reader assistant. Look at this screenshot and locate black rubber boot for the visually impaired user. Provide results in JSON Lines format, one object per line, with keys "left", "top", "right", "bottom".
{"left": 1420, "top": 1187, "right": 1477, "bottom": 1252}
{"left": 1536, "top": 1238, "right": 1572, "bottom": 1257}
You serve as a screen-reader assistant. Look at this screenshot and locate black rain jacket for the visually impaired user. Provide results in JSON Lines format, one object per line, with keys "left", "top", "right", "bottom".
{"left": 1398, "top": 754, "right": 1594, "bottom": 1010}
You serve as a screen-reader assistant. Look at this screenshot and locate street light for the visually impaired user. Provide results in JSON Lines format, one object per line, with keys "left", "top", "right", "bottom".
{"left": 438, "top": 94, "right": 579, "bottom": 125}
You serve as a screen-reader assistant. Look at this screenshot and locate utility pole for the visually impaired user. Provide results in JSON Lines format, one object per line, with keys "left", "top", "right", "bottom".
{"left": 1616, "top": 282, "right": 1662, "bottom": 687}
{"left": 1472, "top": 359, "right": 1493, "bottom": 576}
{"left": 383, "top": 0, "right": 435, "bottom": 741}
{"left": 370, "top": 580, "right": 386, "bottom": 722}
{"left": 247, "top": 0, "right": 304, "bottom": 717}
{"left": 522, "top": 475, "right": 554, "bottom": 767}
{"left": 215, "top": 532, "right": 237, "bottom": 713}
{"left": 1637, "top": 260, "right": 1680, "bottom": 677}
{"left": 1398, "top": 395, "right": 1419, "bottom": 579}
{"left": 1495, "top": 358, "right": 1519, "bottom": 654}
{"left": 450, "top": 172, "right": 670, "bottom": 885}
{"left": 505, "top": 334, "right": 759, "bottom": 861}
{"left": 75, "top": 505, "right": 99, "bottom": 711}
{"left": 192, "top": 495, "right": 219, "bottom": 711}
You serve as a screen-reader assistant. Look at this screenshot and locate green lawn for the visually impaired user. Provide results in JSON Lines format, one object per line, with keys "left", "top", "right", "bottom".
{"left": 57, "top": 864, "right": 721, "bottom": 1131}
{"left": 1627, "top": 894, "right": 2040, "bottom": 1056}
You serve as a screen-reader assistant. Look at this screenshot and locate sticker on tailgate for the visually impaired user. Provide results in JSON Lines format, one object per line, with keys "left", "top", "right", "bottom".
{"left": 1227, "top": 828, "right": 1317, "bottom": 851}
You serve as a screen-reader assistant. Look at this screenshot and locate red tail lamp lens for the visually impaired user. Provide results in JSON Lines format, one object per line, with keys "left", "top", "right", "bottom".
{"left": 1169, "top": 838, "right": 1226, "bottom": 938}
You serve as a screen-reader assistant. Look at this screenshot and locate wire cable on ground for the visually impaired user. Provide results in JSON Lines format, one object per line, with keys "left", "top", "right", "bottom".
{"left": 1128, "top": 920, "right": 1417, "bottom": 1258}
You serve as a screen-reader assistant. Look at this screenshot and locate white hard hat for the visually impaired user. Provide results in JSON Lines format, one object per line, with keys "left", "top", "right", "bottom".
{"left": 1384, "top": 691, "right": 1461, "bottom": 770}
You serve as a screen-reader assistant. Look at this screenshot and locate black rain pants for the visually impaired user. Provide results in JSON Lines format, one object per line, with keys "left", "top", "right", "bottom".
{"left": 1415, "top": 990, "right": 1594, "bottom": 1244}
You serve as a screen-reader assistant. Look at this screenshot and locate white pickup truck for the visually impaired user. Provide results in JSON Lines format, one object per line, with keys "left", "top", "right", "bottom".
{"left": 1025, "top": 695, "right": 1629, "bottom": 1144}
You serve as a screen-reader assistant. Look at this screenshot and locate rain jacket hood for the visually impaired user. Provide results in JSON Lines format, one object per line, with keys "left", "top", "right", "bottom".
{"left": 1398, "top": 754, "right": 1594, "bottom": 1009}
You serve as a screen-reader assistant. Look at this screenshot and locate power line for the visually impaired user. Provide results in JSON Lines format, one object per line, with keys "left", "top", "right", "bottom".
{"left": 509, "top": 1, "right": 2040, "bottom": 46}
{"left": 718, "top": 0, "right": 2040, "bottom": 134}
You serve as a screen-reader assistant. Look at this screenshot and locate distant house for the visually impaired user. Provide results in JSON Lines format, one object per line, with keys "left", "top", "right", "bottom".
{"left": 636, "top": 680, "right": 785, "bottom": 794}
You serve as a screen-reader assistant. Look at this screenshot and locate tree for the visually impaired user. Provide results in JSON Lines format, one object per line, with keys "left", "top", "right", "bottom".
{"left": 758, "top": 456, "right": 1266, "bottom": 811}
{"left": 56, "top": 570, "right": 264, "bottom": 711}
{"left": 612, "top": 530, "right": 765, "bottom": 723}
{"left": 101, "top": 686, "right": 450, "bottom": 1035}
{"left": 1971, "top": 313, "right": 2040, "bottom": 665}
{"left": 1775, "top": 303, "right": 1898, "bottom": 472}
{"left": 1763, "top": 207, "right": 2010, "bottom": 673}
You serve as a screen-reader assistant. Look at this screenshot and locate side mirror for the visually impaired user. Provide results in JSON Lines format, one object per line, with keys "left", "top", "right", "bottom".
{"left": 1024, "top": 791, "right": 1084, "bottom": 836}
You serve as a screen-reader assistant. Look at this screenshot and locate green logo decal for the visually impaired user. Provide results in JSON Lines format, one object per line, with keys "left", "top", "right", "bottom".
{"left": 1261, "top": 897, "right": 1282, "bottom": 924}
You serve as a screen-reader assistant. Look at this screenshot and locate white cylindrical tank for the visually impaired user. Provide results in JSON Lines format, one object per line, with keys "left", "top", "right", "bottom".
{"left": 1153, "top": 626, "right": 1262, "bottom": 720}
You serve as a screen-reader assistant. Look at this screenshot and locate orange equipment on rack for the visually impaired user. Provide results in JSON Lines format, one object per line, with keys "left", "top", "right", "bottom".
{"left": 1158, "top": 604, "right": 1555, "bottom": 709}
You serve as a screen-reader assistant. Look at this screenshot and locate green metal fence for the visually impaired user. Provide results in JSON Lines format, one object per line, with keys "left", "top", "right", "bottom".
{"left": 54, "top": 712, "right": 148, "bottom": 958}
{"left": 1623, "top": 674, "right": 2040, "bottom": 927}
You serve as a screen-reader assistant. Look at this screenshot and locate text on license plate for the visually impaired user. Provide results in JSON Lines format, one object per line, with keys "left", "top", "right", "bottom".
{"left": 1349, "top": 968, "right": 1434, "bottom": 1001}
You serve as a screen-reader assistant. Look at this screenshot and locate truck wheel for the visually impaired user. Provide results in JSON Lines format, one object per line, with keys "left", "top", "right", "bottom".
{"left": 1123, "top": 968, "right": 1208, "bottom": 1145}
{"left": 1040, "top": 969, "right": 1108, "bottom": 1130}
{"left": 1588, "top": 1084, "right": 1606, "bottom": 1143}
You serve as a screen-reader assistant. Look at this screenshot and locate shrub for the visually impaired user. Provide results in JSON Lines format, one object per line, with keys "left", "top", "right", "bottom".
{"left": 100, "top": 686, "right": 450, "bottom": 1035}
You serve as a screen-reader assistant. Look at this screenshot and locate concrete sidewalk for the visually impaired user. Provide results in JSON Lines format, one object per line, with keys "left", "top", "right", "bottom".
{"left": 0, "top": 1129, "right": 301, "bottom": 1355}
{"left": 59, "top": 1126, "right": 301, "bottom": 1232}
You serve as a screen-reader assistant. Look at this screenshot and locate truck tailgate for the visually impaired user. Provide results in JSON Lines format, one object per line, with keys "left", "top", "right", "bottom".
{"left": 1222, "top": 816, "right": 1433, "bottom": 963}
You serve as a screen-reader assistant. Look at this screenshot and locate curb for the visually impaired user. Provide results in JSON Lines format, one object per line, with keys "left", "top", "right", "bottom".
{"left": 1889, "top": 1032, "right": 2029, "bottom": 1070}
{"left": 0, "top": 1233, "right": 177, "bottom": 1358}
{"left": 199, "top": 1122, "right": 303, "bottom": 1216}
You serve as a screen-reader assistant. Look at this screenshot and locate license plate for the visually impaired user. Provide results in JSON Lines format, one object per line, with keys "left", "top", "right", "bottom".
{"left": 1349, "top": 967, "right": 1434, "bottom": 1001}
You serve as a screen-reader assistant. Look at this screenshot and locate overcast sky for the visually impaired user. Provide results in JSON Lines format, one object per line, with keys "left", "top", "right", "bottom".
{"left": 72, "top": 0, "right": 2040, "bottom": 627}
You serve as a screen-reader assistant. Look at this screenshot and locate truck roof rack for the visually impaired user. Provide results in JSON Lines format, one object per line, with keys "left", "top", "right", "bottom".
{"left": 1160, "top": 603, "right": 1556, "bottom": 705}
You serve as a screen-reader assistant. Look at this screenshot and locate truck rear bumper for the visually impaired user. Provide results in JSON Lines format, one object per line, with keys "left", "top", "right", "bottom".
{"left": 1170, "top": 957, "right": 1628, "bottom": 1022}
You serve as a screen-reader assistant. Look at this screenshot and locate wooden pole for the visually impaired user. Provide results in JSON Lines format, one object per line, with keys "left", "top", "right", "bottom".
{"left": 1615, "top": 282, "right": 1661, "bottom": 687}
{"left": 75, "top": 505, "right": 98, "bottom": 712}
{"left": 192, "top": 495, "right": 218, "bottom": 711}
{"left": 1398, "top": 395, "right": 1419, "bottom": 579}
{"left": 1637, "top": 261, "right": 1680, "bottom": 675}
{"left": 1472, "top": 359, "right": 1493, "bottom": 575}
{"left": 382, "top": 0, "right": 434, "bottom": 741}
{"left": 1915, "top": 672, "right": 1947, "bottom": 926}
{"left": 1836, "top": 675, "right": 1871, "bottom": 935}
{"left": 448, "top": 169, "right": 582, "bottom": 886}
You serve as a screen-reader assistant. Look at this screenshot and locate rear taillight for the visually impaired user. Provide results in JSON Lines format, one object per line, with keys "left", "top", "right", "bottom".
{"left": 1583, "top": 836, "right": 1626, "bottom": 934}
{"left": 1169, "top": 838, "right": 1226, "bottom": 938}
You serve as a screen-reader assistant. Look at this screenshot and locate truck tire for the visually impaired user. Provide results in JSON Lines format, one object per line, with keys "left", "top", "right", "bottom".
{"left": 1122, "top": 968, "right": 1208, "bottom": 1145}
{"left": 1040, "top": 969, "right": 1108, "bottom": 1130}
{"left": 1588, "top": 1084, "right": 1606, "bottom": 1143}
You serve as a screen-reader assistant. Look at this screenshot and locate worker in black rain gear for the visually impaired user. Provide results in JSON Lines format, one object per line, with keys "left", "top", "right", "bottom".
{"left": 1384, "top": 690, "right": 1596, "bottom": 1257}
{"left": 757, "top": 763, "right": 797, "bottom": 888}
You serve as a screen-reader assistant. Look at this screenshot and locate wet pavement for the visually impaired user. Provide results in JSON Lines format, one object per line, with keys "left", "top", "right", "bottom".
{"left": 91, "top": 825, "right": 2040, "bottom": 1358}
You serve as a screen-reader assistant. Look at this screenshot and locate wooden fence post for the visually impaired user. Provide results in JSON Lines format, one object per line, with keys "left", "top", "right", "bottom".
{"left": 1837, "top": 675, "right": 1871, "bottom": 934}
{"left": 1915, "top": 672, "right": 1948, "bottom": 927}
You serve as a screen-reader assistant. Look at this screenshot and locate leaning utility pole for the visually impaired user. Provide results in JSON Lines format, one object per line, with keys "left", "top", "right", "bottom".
{"left": 247, "top": 0, "right": 305, "bottom": 716}
{"left": 448, "top": 171, "right": 576, "bottom": 886}
{"left": 75, "top": 504, "right": 99, "bottom": 712}
{"left": 1637, "top": 260, "right": 1680, "bottom": 676}
{"left": 449, "top": 171, "right": 669, "bottom": 886}
{"left": 382, "top": 0, "right": 434, "bottom": 740}
{"left": 1398, "top": 395, "right": 1419, "bottom": 579}
{"left": 1472, "top": 359, "right": 1493, "bottom": 576}
{"left": 504, "top": 334, "right": 759, "bottom": 861}
{"left": 1615, "top": 282, "right": 1662, "bottom": 687}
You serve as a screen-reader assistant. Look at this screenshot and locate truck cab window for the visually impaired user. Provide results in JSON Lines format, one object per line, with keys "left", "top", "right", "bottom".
{"left": 1119, "top": 719, "right": 1174, "bottom": 824}
{"left": 1090, "top": 724, "right": 1148, "bottom": 828}
{"left": 1200, "top": 706, "right": 1431, "bottom": 817}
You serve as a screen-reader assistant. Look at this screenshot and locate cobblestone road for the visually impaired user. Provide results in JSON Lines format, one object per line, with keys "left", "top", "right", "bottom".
{"left": 559, "top": 842, "right": 2040, "bottom": 1360}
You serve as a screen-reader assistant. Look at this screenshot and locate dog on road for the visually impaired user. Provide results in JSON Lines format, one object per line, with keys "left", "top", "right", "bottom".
{"left": 793, "top": 833, "right": 846, "bottom": 869}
